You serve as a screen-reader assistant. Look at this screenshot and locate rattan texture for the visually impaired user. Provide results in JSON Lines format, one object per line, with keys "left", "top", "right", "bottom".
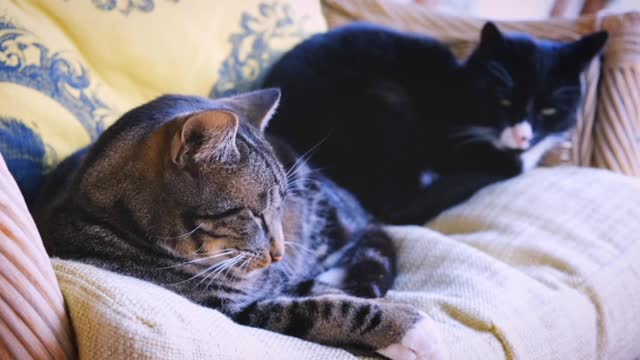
{"left": 0, "top": 153, "right": 76, "bottom": 360}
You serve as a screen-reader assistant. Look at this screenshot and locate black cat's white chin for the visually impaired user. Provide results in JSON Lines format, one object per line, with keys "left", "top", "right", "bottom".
{"left": 498, "top": 121, "right": 533, "bottom": 150}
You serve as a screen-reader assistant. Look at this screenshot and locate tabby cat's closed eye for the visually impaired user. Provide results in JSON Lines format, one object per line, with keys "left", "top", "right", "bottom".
{"left": 35, "top": 88, "right": 429, "bottom": 358}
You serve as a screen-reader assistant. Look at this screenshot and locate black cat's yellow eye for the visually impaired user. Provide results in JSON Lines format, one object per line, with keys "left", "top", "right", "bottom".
{"left": 499, "top": 99, "right": 511, "bottom": 107}
{"left": 541, "top": 108, "right": 557, "bottom": 116}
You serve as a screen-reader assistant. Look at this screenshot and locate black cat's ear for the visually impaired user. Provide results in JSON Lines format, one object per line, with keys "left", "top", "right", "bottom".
{"left": 561, "top": 31, "right": 608, "bottom": 72}
{"left": 480, "top": 22, "right": 504, "bottom": 49}
{"left": 219, "top": 88, "right": 281, "bottom": 131}
{"left": 171, "top": 110, "right": 240, "bottom": 166}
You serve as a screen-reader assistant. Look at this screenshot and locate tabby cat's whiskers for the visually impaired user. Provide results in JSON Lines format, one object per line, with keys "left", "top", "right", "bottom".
{"left": 284, "top": 241, "right": 315, "bottom": 256}
{"left": 157, "top": 248, "right": 237, "bottom": 270}
{"left": 282, "top": 242, "right": 315, "bottom": 277}
{"left": 287, "top": 177, "right": 322, "bottom": 189}
{"left": 231, "top": 254, "right": 254, "bottom": 282}
{"left": 168, "top": 260, "right": 228, "bottom": 286}
{"left": 166, "top": 251, "right": 242, "bottom": 286}
{"left": 155, "top": 224, "right": 202, "bottom": 240}
{"left": 286, "top": 135, "right": 330, "bottom": 180}
{"left": 277, "top": 256, "right": 296, "bottom": 278}
{"left": 201, "top": 254, "right": 247, "bottom": 289}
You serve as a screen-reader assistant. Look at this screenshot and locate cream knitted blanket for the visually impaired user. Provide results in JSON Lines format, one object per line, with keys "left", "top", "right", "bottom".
{"left": 53, "top": 167, "right": 640, "bottom": 359}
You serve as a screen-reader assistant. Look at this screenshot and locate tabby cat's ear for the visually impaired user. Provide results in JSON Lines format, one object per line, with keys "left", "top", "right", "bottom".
{"left": 560, "top": 31, "right": 608, "bottom": 73}
{"left": 479, "top": 22, "right": 504, "bottom": 49}
{"left": 219, "top": 88, "right": 281, "bottom": 131}
{"left": 171, "top": 110, "right": 240, "bottom": 167}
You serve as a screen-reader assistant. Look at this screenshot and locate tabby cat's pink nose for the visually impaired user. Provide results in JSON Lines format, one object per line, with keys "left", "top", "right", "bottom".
{"left": 270, "top": 251, "right": 283, "bottom": 263}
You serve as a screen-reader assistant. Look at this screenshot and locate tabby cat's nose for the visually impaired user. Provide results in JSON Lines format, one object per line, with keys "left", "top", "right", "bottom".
{"left": 270, "top": 250, "right": 283, "bottom": 263}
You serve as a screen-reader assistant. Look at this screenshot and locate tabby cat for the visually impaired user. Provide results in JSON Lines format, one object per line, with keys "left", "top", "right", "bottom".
{"left": 34, "top": 89, "right": 445, "bottom": 359}
{"left": 263, "top": 22, "right": 608, "bottom": 224}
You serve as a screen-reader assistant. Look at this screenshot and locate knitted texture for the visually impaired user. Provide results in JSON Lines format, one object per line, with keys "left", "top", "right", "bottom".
{"left": 53, "top": 167, "right": 640, "bottom": 359}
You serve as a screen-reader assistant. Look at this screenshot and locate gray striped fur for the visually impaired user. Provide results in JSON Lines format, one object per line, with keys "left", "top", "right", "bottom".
{"left": 34, "top": 89, "right": 438, "bottom": 357}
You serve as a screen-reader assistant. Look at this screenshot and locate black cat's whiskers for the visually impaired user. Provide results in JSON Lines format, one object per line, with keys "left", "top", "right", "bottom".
{"left": 487, "top": 61, "right": 514, "bottom": 87}
{"left": 455, "top": 134, "right": 498, "bottom": 147}
{"left": 552, "top": 86, "right": 581, "bottom": 98}
{"left": 554, "top": 103, "right": 577, "bottom": 112}
{"left": 449, "top": 126, "right": 497, "bottom": 138}
{"left": 449, "top": 126, "right": 499, "bottom": 148}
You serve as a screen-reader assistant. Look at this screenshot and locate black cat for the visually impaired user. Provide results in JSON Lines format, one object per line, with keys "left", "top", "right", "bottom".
{"left": 262, "top": 22, "right": 608, "bottom": 224}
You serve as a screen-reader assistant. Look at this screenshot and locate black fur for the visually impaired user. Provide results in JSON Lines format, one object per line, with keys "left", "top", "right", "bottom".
{"left": 263, "top": 22, "right": 608, "bottom": 224}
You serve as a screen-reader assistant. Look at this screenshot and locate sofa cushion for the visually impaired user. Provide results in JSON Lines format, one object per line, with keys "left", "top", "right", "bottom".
{"left": 52, "top": 167, "right": 640, "bottom": 359}
{"left": 0, "top": 0, "right": 325, "bottom": 203}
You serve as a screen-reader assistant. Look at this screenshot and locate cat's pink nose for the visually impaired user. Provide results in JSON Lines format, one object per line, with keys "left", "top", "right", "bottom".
{"left": 270, "top": 251, "right": 283, "bottom": 263}
{"left": 518, "top": 134, "right": 531, "bottom": 144}
{"left": 511, "top": 122, "right": 533, "bottom": 148}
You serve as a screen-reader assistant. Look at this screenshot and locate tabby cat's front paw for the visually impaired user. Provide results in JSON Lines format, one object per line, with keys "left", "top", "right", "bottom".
{"left": 376, "top": 312, "right": 447, "bottom": 360}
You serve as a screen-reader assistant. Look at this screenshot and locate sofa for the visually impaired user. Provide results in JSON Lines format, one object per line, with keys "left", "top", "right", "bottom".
{"left": 1, "top": 1, "right": 640, "bottom": 359}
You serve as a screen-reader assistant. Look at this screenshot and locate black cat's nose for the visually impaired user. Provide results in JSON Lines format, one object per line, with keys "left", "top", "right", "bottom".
{"left": 511, "top": 121, "right": 533, "bottom": 149}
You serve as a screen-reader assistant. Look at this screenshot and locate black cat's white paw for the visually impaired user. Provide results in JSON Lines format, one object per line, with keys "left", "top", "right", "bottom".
{"left": 520, "top": 133, "right": 567, "bottom": 172}
{"left": 376, "top": 311, "right": 447, "bottom": 360}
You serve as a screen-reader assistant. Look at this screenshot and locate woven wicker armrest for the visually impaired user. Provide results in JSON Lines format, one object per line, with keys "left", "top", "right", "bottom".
{"left": 323, "top": 0, "right": 640, "bottom": 176}
{"left": 594, "top": 12, "right": 640, "bottom": 175}
{"left": 0, "top": 153, "right": 75, "bottom": 359}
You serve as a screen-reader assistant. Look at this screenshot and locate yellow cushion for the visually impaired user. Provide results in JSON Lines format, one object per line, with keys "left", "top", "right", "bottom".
{"left": 0, "top": 0, "right": 325, "bottom": 202}
{"left": 53, "top": 167, "right": 640, "bottom": 359}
